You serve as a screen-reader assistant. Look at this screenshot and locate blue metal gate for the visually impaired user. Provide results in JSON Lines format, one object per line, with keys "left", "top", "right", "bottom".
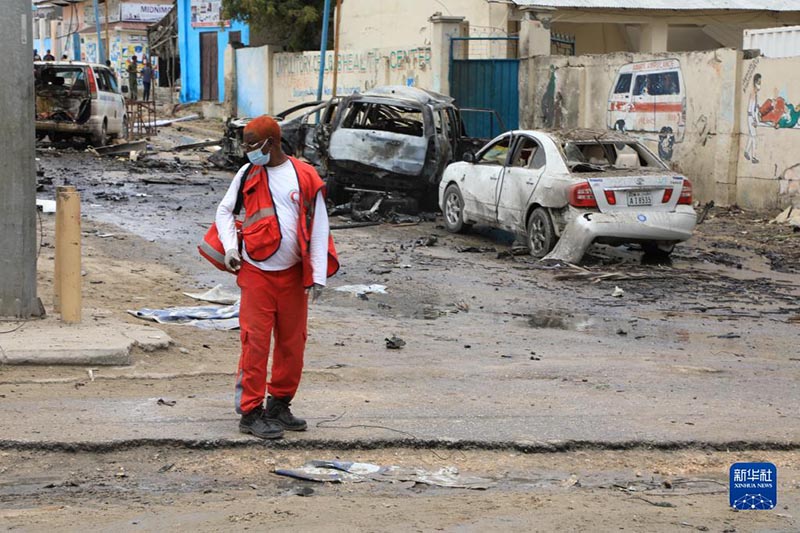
{"left": 450, "top": 37, "right": 519, "bottom": 139}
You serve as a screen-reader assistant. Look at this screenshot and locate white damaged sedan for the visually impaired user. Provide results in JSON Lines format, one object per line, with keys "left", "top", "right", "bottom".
{"left": 438, "top": 129, "right": 697, "bottom": 263}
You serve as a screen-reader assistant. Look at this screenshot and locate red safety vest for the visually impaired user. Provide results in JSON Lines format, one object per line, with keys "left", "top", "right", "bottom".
{"left": 199, "top": 158, "right": 339, "bottom": 288}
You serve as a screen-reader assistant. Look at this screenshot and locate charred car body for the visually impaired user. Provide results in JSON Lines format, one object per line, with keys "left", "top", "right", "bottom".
{"left": 34, "top": 61, "right": 128, "bottom": 146}
{"left": 217, "top": 86, "right": 498, "bottom": 205}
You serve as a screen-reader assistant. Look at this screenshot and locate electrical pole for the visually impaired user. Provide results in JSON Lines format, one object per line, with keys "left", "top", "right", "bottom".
{"left": 332, "top": 0, "right": 343, "bottom": 97}
{"left": 0, "top": 0, "right": 40, "bottom": 318}
{"left": 104, "top": 0, "right": 111, "bottom": 63}
{"left": 93, "top": 0, "right": 105, "bottom": 63}
{"left": 316, "top": 0, "right": 332, "bottom": 101}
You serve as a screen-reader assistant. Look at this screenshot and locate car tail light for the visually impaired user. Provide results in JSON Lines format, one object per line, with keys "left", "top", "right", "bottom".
{"left": 87, "top": 68, "right": 98, "bottom": 99}
{"left": 604, "top": 190, "right": 617, "bottom": 205}
{"left": 662, "top": 188, "right": 674, "bottom": 203}
{"left": 569, "top": 182, "right": 598, "bottom": 208}
{"left": 677, "top": 179, "right": 692, "bottom": 205}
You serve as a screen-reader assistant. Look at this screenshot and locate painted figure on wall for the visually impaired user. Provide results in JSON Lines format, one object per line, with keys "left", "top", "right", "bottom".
{"left": 744, "top": 73, "right": 761, "bottom": 164}
{"left": 541, "top": 65, "right": 564, "bottom": 129}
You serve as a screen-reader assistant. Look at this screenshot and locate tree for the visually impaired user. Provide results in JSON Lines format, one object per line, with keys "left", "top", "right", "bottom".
{"left": 221, "top": 0, "right": 333, "bottom": 52}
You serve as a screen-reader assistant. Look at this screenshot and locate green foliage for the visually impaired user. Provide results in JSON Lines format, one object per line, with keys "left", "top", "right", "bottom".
{"left": 221, "top": 0, "right": 332, "bottom": 51}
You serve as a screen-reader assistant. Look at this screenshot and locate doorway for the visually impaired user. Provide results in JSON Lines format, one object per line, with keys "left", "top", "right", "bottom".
{"left": 200, "top": 32, "right": 218, "bottom": 101}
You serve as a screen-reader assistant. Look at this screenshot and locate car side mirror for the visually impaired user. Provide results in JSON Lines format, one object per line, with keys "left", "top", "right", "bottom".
{"left": 463, "top": 152, "right": 475, "bottom": 163}
{"left": 121, "top": 85, "right": 129, "bottom": 94}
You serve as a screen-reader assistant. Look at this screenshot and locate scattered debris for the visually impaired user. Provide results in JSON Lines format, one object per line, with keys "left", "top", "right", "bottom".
{"left": 183, "top": 285, "right": 240, "bottom": 305}
{"left": 157, "top": 398, "right": 177, "bottom": 407}
{"left": 91, "top": 140, "right": 148, "bottom": 157}
{"left": 36, "top": 199, "right": 56, "bottom": 213}
{"left": 414, "top": 235, "right": 438, "bottom": 247}
{"left": 275, "top": 460, "right": 493, "bottom": 490}
{"left": 385, "top": 335, "right": 406, "bottom": 349}
{"left": 129, "top": 304, "right": 240, "bottom": 330}
{"left": 711, "top": 332, "right": 741, "bottom": 339}
{"left": 697, "top": 201, "right": 715, "bottom": 224}
{"left": 457, "top": 246, "right": 496, "bottom": 253}
{"left": 154, "top": 114, "right": 200, "bottom": 127}
{"left": 334, "top": 284, "right": 387, "bottom": 297}
{"left": 612, "top": 286, "right": 625, "bottom": 298}
{"left": 770, "top": 205, "right": 800, "bottom": 229}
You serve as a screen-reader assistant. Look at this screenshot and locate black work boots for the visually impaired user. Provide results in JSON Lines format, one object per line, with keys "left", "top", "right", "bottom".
{"left": 239, "top": 406, "right": 284, "bottom": 440}
{"left": 265, "top": 396, "right": 308, "bottom": 431}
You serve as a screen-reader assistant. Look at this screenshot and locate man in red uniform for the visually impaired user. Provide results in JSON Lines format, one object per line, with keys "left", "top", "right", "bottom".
{"left": 215, "top": 116, "right": 338, "bottom": 439}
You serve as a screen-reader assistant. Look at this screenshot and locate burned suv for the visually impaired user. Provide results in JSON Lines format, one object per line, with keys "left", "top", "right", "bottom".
{"left": 34, "top": 62, "right": 128, "bottom": 146}
{"left": 218, "top": 86, "right": 499, "bottom": 205}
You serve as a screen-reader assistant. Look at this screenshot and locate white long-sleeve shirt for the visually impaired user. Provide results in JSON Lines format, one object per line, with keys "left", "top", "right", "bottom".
{"left": 215, "top": 160, "right": 330, "bottom": 286}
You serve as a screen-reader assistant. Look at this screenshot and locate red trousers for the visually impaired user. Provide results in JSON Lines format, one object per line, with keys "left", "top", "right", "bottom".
{"left": 235, "top": 261, "right": 308, "bottom": 415}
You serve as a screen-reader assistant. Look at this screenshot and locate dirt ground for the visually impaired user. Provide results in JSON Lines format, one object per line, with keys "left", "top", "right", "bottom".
{"left": 2, "top": 126, "right": 799, "bottom": 531}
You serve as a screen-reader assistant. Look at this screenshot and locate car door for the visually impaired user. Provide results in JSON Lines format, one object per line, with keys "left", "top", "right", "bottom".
{"left": 496, "top": 134, "right": 546, "bottom": 231}
{"left": 462, "top": 133, "right": 512, "bottom": 223}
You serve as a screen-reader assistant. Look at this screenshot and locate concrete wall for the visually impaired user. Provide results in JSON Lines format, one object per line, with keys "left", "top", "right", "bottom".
{"left": 177, "top": 0, "right": 249, "bottom": 103}
{"left": 338, "top": 0, "right": 513, "bottom": 50}
{"left": 520, "top": 49, "right": 742, "bottom": 207}
{"left": 737, "top": 56, "right": 800, "bottom": 209}
{"left": 235, "top": 44, "right": 434, "bottom": 116}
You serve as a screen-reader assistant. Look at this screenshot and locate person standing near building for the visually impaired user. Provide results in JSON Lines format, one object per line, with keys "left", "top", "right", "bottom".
{"left": 214, "top": 116, "right": 338, "bottom": 440}
{"left": 43, "top": 50, "right": 55, "bottom": 61}
{"left": 141, "top": 58, "right": 153, "bottom": 102}
{"left": 34, "top": 49, "right": 41, "bottom": 61}
{"left": 126, "top": 55, "right": 138, "bottom": 100}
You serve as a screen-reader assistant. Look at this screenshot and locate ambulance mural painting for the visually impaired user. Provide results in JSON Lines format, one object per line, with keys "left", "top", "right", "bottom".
{"left": 607, "top": 59, "right": 687, "bottom": 161}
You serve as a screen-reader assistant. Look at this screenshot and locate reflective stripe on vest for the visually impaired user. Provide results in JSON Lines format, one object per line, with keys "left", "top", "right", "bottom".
{"left": 242, "top": 207, "right": 276, "bottom": 230}
{"left": 199, "top": 240, "right": 226, "bottom": 265}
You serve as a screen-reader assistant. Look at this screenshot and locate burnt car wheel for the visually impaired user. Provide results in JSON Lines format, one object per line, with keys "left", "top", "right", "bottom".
{"left": 443, "top": 184, "right": 470, "bottom": 233}
{"left": 527, "top": 207, "right": 556, "bottom": 258}
{"left": 92, "top": 120, "right": 108, "bottom": 147}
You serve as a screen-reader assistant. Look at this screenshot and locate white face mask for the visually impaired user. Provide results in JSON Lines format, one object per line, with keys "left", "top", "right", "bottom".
{"left": 246, "top": 137, "right": 271, "bottom": 166}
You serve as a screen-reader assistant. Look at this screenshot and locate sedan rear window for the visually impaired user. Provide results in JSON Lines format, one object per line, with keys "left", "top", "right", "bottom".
{"left": 340, "top": 102, "right": 424, "bottom": 137}
{"left": 563, "top": 141, "right": 666, "bottom": 172}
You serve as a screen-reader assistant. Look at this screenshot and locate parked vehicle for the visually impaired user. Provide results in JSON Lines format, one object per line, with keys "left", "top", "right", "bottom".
{"left": 439, "top": 129, "right": 696, "bottom": 262}
{"left": 607, "top": 59, "right": 686, "bottom": 160}
{"left": 216, "top": 86, "right": 500, "bottom": 206}
{"left": 34, "top": 61, "right": 128, "bottom": 146}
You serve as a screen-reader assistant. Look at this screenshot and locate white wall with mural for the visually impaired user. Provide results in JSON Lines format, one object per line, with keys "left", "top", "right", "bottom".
{"left": 521, "top": 49, "right": 741, "bottom": 208}
{"left": 737, "top": 56, "right": 800, "bottom": 209}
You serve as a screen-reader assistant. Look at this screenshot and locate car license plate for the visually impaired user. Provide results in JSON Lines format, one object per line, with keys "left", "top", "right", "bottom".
{"left": 627, "top": 191, "right": 652, "bottom": 207}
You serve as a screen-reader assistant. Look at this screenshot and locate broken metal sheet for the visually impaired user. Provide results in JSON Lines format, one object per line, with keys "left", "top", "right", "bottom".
{"left": 329, "top": 125, "right": 428, "bottom": 177}
{"left": 128, "top": 304, "right": 239, "bottom": 330}
{"left": 153, "top": 114, "right": 200, "bottom": 127}
{"left": 334, "top": 284, "right": 387, "bottom": 296}
{"left": 771, "top": 206, "right": 800, "bottom": 228}
{"left": 275, "top": 461, "right": 494, "bottom": 490}
{"left": 172, "top": 139, "right": 223, "bottom": 151}
{"left": 92, "top": 140, "right": 148, "bottom": 156}
{"left": 183, "top": 285, "right": 240, "bottom": 305}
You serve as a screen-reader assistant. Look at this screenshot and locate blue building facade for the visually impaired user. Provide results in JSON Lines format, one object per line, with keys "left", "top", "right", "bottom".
{"left": 176, "top": 0, "right": 249, "bottom": 103}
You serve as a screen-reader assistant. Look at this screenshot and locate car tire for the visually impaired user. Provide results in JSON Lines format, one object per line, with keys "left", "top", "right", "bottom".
{"left": 527, "top": 207, "right": 556, "bottom": 258}
{"left": 325, "top": 173, "right": 346, "bottom": 205}
{"left": 92, "top": 120, "right": 108, "bottom": 147}
{"left": 443, "top": 184, "right": 470, "bottom": 233}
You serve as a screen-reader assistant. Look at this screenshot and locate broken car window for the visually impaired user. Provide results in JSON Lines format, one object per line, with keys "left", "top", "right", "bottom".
{"left": 478, "top": 136, "right": 511, "bottom": 165}
{"left": 36, "top": 67, "right": 89, "bottom": 95}
{"left": 563, "top": 141, "right": 665, "bottom": 172}
{"left": 511, "top": 136, "right": 544, "bottom": 169}
{"left": 340, "top": 102, "right": 424, "bottom": 137}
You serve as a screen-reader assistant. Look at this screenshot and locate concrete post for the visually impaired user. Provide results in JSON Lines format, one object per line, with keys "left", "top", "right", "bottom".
{"left": 639, "top": 21, "right": 668, "bottom": 53}
{"left": 50, "top": 20, "right": 60, "bottom": 58}
{"left": 0, "top": 0, "right": 40, "bottom": 318}
{"left": 519, "top": 7, "right": 554, "bottom": 58}
{"left": 223, "top": 44, "right": 237, "bottom": 118}
{"left": 429, "top": 14, "right": 467, "bottom": 96}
